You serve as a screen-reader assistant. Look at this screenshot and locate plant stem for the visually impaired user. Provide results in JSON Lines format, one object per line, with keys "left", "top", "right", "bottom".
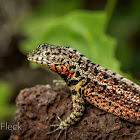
{"left": 105, "top": 0, "right": 117, "bottom": 32}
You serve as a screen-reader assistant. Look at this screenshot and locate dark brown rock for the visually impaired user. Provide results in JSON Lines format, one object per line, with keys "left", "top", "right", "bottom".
{"left": 10, "top": 85, "right": 140, "bottom": 140}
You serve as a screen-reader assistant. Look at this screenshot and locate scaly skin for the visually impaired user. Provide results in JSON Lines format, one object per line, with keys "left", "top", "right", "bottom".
{"left": 27, "top": 43, "right": 140, "bottom": 139}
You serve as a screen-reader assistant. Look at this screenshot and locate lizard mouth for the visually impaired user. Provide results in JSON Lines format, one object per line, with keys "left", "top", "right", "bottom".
{"left": 27, "top": 50, "right": 41, "bottom": 63}
{"left": 27, "top": 51, "right": 35, "bottom": 62}
{"left": 27, "top": 48, "right": 60, "bottom": 66}
{"left": 27, "top": 51, "right": 52, "bottom": 66}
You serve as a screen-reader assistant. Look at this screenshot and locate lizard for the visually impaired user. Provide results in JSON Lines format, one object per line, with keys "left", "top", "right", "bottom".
{"left": 27, "top": 43, "right": 140, "bottom": 139}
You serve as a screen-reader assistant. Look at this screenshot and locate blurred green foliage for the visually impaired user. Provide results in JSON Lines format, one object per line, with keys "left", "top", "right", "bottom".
{"left": 20, "top": 0, "right": 140, "bottom": 82}
{"left": 20, "top": 0, "right": 121, "bottom": 74}
{"left": 0, "top": 81, "right": 15, "bottom": 121}
{"left": 21, "top": 11, "right": 121, "bottom": 73}
{"left": 108, "top": 0, "right": 140, "bottom": 80}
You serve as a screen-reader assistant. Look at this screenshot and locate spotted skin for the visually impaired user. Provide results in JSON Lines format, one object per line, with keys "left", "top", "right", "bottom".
{"left": 27, "top": 43, "right": 140, "bottom": 138}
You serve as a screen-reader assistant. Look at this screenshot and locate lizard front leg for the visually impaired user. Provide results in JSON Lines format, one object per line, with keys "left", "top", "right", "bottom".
{"left": 47, "top": 82, "right": 85, "bottom": 139}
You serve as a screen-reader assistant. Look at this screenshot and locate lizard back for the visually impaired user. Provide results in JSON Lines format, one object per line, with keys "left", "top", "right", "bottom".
{"left": 82, "top": 64, "right": 140, "bottom": 124}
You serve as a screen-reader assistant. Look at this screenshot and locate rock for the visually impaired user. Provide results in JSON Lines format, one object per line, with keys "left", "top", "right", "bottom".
{"left": 10, "top": 85, "right": 140, "bottom": 140}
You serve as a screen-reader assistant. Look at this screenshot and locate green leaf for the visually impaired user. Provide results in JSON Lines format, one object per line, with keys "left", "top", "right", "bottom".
{"left": 0, "top": 81, "right": 16, "bottom": 121}
{"left": 32, "top": 0, "right": 84, "bottom": 17}
{"left": 0, "top": 81, "right": 9, "bottom": 106}
{"left": 21, "top": 10, "right": 121, "bottom": 74}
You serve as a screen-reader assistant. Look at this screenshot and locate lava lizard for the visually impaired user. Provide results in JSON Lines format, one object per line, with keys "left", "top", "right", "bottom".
{"left": 27, "top": 43, "right": 140, "bottom": 139}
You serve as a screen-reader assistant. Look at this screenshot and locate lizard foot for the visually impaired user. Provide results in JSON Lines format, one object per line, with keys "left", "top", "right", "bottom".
{"left": 47, "top": 116, "right": 68, "bottom": 140}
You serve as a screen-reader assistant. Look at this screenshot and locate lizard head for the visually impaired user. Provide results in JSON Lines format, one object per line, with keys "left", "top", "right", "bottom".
{"left": 27, "top": 43, "right": 72, "bottom": 70}
{"left": 27, "top": 43, "right": 89, "bottom": 80}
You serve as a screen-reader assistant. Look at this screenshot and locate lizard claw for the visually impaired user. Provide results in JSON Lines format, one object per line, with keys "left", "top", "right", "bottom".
{"left": 47, "top": 116, "right": 68, "bottom": 140}
{"left": 50, "top": 124, "right": 59, "bottom": 127}
{"left": 49, "top": 116, "right": 62, "bottom": 127}
{"left": 46, "top": 127, "right": 60, "bottom": 135}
